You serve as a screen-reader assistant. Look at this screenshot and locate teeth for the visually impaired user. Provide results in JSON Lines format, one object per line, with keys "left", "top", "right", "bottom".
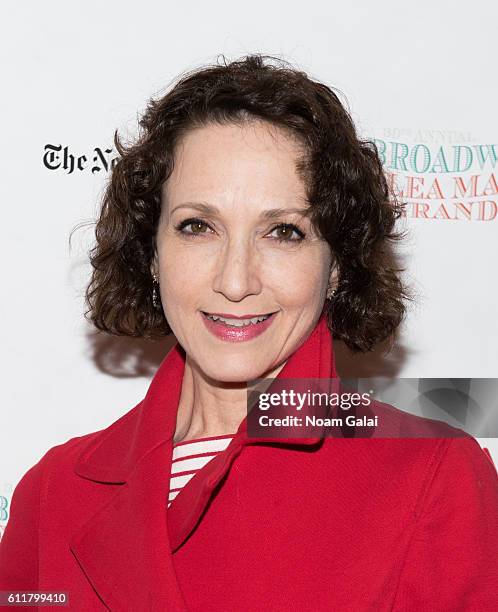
{"left": 206, "top": 314, "right": 271, "bottom": 327}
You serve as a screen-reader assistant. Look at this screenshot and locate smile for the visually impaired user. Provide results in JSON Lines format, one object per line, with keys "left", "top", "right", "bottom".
{"left": 203, "top": 313, "right": 272, "bottom": 327}
{"left": 200, "top": 311, "right": 278, "bottom": 342}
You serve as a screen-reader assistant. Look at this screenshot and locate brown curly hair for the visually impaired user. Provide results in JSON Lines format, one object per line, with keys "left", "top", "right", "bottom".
{"left": 81, "top": 53, "right": 412, "bottom": 353}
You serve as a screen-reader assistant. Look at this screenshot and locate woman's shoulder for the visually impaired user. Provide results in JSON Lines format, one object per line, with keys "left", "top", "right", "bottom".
{"left": 318, "top": 399, "right": 498, "bottom": 503}
{"left": 12, "top": 399, "right": 146, "bottom": 497}
{"left": 371, "top": 399, "right": 498, "bottom": 481}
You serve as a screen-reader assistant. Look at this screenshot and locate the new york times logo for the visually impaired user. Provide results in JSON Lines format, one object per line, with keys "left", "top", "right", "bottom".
{"left": 43, "top": 144, "right": 120, "bottom": 174}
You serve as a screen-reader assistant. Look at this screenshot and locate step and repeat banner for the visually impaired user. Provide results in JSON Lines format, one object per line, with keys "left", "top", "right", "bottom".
{"left": 1, "top": 0, "right": 497, "bottom": 539}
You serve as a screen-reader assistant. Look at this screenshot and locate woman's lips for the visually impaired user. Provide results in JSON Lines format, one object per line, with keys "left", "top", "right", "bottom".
{"left": 200, "top": 311, "right": 278, "bottom": 342}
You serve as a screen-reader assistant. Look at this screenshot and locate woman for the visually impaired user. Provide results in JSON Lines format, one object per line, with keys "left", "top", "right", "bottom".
{"left": 1, "top": 54, "right": 497, "bottom": 611}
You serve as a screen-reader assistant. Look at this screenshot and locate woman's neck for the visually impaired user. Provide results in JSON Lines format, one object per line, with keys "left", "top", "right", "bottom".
{"left": 173, "top": 358, "right": 248, "bottom": 444}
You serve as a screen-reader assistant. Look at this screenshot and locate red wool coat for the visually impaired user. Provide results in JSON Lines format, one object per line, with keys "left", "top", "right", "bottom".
{"left": 1, "top": 311, "right": 498, "bottom": 611}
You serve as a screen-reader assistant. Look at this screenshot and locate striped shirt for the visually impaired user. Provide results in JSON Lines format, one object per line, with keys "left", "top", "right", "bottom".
{"left": 168, "top": 434, "right": 236, "bottom": 508}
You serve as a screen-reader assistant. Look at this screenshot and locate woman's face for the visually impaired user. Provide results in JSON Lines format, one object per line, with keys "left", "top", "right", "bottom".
{"left": 152, "top": 120, "right": 333, "bottom": 383}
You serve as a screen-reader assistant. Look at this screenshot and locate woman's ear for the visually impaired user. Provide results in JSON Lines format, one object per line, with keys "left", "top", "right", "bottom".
{"left": 150, "top": 233, "right": 159, "bottom": 278}
{"left": 328, "top": 260, "right": 339, "bottom": 289}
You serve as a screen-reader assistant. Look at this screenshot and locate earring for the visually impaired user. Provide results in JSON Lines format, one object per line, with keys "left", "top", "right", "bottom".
{"left": 152, "top": 273, "right": 161, "bottom": 309}
{"left": 326, "top": 286, "right": 337, "bottom": 300}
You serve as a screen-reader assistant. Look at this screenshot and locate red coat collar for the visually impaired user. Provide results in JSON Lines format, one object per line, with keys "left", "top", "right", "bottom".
{"left": 70, "top": 308, "right": 337, "bottom": 610}
{"left": 74, "top": 307, "right": 337, "bottom": 484}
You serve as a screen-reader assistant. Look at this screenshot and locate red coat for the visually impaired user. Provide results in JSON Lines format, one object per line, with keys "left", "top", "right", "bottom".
{"left": 1, "top": 311, "right": 498, "bottom": 611}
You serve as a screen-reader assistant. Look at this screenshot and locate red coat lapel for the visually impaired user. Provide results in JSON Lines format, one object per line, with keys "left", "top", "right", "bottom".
{"left": 70, "top": 309, "right": 336, "bottom": 610}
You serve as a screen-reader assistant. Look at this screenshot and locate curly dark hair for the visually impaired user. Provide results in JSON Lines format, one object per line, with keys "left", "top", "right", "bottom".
{"left": 81, "top": 53, "right": 412, "bottom": 353}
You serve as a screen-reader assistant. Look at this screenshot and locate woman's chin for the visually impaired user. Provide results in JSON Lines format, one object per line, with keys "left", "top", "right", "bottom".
{"left": 203, "top": 362, "right": 275, "bottom": 385}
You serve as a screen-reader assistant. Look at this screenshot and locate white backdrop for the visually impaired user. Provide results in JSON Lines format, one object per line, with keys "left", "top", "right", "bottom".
{"left": 1, "top": 0, "right": 497, "bottom": 537}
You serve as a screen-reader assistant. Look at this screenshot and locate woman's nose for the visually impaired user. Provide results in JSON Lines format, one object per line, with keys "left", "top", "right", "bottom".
{"left": 211, "top": 239, "right": 263, "bottom": 302}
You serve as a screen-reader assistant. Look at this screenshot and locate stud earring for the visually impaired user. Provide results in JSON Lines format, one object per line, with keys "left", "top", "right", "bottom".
{"left": 326, "top": 286, "right": 337, "bottom": 300}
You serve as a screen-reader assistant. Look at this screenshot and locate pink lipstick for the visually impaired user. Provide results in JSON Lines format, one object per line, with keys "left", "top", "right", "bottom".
{"left": 201, "top": 311, "right": 278, "bottom": 342}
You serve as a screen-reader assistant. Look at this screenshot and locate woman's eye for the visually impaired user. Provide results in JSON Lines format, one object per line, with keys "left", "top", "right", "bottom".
{"left": 175, "top": 218, "right": 213, "bottom": 236}
{"left": 268, "top": 223, "right": 305, "bottom": 243}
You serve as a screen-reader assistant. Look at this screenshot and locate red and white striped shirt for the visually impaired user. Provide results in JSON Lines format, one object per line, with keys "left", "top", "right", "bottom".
{"left": 168, "top": 434, "right": 236, "bottom": 508}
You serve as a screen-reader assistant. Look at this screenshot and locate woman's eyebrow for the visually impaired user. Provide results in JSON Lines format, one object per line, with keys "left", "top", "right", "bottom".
{"left": 171, "top": 202, "right": 310, "bottom": 219}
